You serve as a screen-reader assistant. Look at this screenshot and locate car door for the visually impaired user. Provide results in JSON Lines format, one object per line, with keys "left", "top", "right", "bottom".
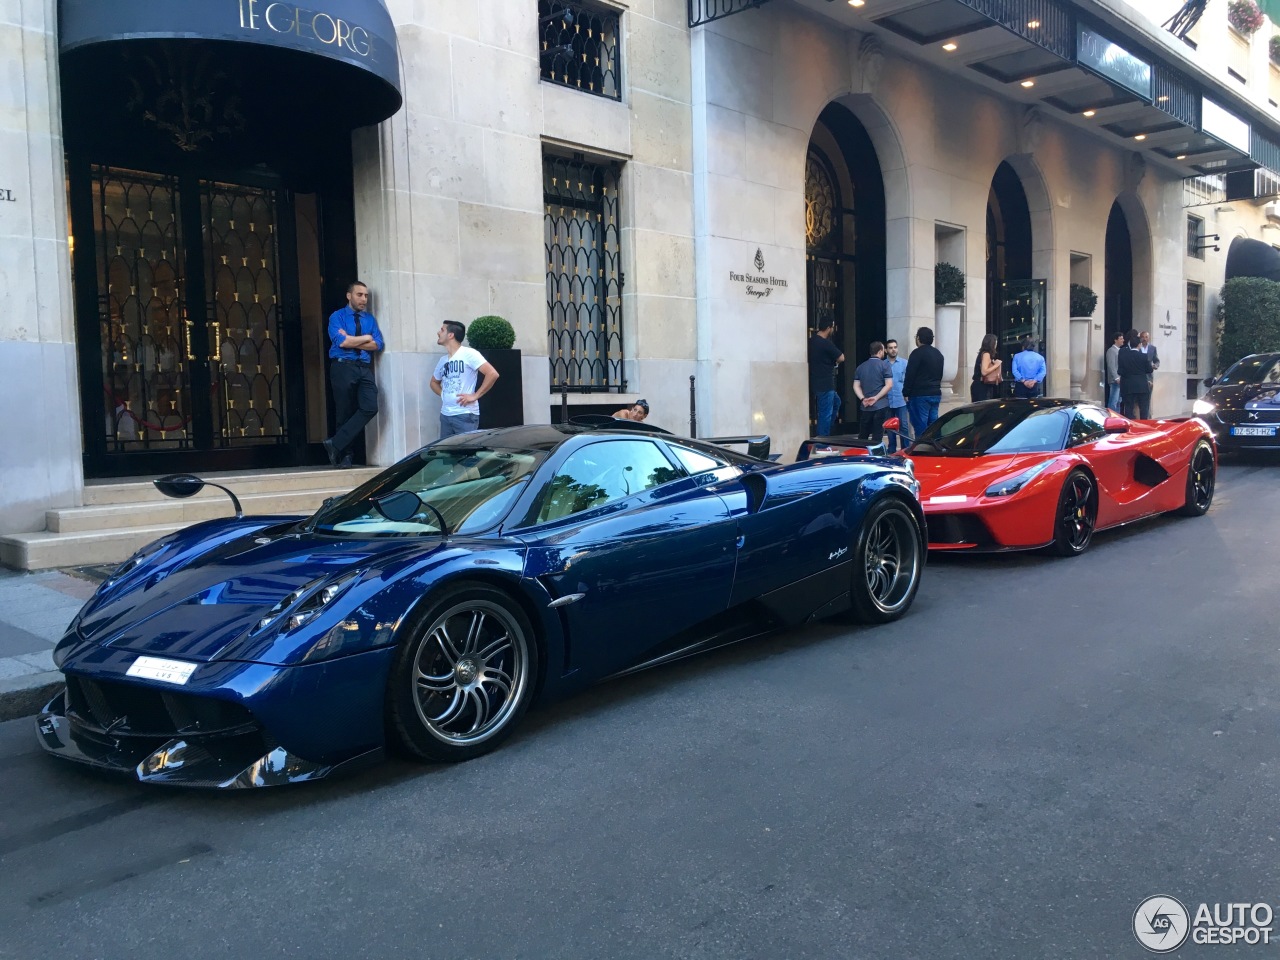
{"left": 1067, "top": 405, "right": 1159, "bottom": 524}
{"left": 517, "top": 438, "right": 738, "bottom": 680}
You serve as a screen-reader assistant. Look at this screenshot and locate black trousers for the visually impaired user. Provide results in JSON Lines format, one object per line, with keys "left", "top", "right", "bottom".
{"left": 859, "top": 407, "right": 887, "bottom": 443}
{"left": 330, "top": 360, "right": 378, "bottom": 456}
{"left": 1123, "top": 392, "right": 1150, "bottom": 420}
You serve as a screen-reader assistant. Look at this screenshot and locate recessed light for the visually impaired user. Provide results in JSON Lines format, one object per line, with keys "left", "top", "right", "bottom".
{"left": 1177, "top": 154, "right": 1187, "bottom": 160}
{"left": 942, "top": 42, "right": 958, "bottom": 51}
{"left": 1157, "top": 95, "right": 1170, "bottom": 102}
{"left": 848, "top": 0, "right": 865, "bottom": 6}
{"left": 1135, "top": 134, "right": 1147, "bottom": 141}
{"left": 1027, "top": 19, "right": 1041, "bottom": 28}
{"left": 1020, "top": 79, "right": 1035, "bottom": 88}
{"left": 1083, "top": 109, "right": 1096, "bottom": 117}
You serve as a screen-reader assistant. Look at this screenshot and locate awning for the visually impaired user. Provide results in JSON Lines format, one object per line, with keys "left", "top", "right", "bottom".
{"left": 58, "top": 0, "right": 402, "bottom": 129}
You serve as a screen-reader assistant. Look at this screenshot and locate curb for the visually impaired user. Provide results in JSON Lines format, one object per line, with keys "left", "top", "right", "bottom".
{"left": 0, "top": 671, "right": 62, "bottom": 723}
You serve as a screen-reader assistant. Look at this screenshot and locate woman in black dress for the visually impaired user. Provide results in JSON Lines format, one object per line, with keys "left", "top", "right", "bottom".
{"left": 970, "top": 334, "right": 1002, "bottom": 402}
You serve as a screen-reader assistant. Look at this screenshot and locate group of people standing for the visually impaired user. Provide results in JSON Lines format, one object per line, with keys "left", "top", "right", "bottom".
{"left": 322, "top": 281, "right": 502, "bottom": 469}
{"left": 1105, "top": 329, "right": 1160, "bottom": 419}
{"left": 969, "top": 335, "right": 1046, "bottom": 402}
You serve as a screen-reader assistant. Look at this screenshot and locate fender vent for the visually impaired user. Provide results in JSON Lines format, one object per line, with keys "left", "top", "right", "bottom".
{"left": 1134, "top": 455, "right": 1170, "bottom": 487}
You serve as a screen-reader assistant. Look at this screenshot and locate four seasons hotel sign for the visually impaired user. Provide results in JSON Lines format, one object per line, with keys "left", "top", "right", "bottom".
{"left": 730, "top": 248, "right": 790, "bottom": 300}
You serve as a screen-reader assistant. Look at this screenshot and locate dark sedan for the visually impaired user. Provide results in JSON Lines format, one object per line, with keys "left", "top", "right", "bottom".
{"left": 1195, "top": 352, "right": 1280, "bottom": 453}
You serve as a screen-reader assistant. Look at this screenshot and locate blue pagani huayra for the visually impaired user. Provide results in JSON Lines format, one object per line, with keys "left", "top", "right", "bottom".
{"left": 38, "top": 423, "right": 924, "bottom": 787}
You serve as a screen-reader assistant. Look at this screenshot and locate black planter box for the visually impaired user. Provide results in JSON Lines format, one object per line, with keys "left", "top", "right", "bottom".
{"left": 477, "top": 348, "right": 524, "bottom": 429}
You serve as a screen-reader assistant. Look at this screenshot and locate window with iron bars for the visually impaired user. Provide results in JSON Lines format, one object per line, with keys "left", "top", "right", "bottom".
{"left": 1186, "top": 282, "right": 1201, "bottom": 376}
{"left": 539, "top": 1, "right": 621, "bottom": 101}
{"left": 545, "top": 153, "right": 625, "bottom": 392}
{"left": 1187, "top": 214, "right": 1205, "bottom": 259}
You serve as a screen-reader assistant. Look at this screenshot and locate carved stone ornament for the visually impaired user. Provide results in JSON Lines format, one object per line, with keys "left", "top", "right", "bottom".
{"left": 1124, "top": 151, "right": 1148, "bottom": 192}
{"left": 858, "top": 34, "right": 885, "bottom": 96}
{"left": 1018, "top": 106, "right": 1046, "bottom": 155}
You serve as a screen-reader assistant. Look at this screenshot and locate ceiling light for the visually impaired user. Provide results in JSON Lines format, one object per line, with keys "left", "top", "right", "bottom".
{"left": 1134, "top": 134, "right": 1147, "bottom": 141}
{"left": 848, "top": 0, "right": 865, "bottom": 6}
{"left": 1083, "top": 109, "right": 1096, "bottom": 117}
{"left": 1027, "top": 19, "right": 1041, "bottom": 28}
{"left": 942, "top": 42, "right": 958, "bottom": 51}
{"left": 1020, "top": 79, "right": 1035, "bottom": 88}
{"left": 1176, "top": 154, "right": 1187, "bottom": 160}
{"left": 1157, "top": 95, "right": 1170, "bottom": 102}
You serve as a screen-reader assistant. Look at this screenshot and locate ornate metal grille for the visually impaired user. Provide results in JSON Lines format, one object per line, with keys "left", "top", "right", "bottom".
{"left": 203, "top": 181, "right": 287, "bottom": 445}
{"left": 539, "top": 1, "right": 621, "bottom": 101}
{"left": 545, "top": 154, "right": 625, "bottom": 392}
{"left": 954, "top": 0, "right": 1074, "bottom": 59}
{"left": 805, "top": 150, "right": 840, "bottom": 254}
{"left": 93, "top": 166, "right": 192, "bottom": 452}
{"left": 1153, "top": 64, "right": 1199, "bottom": 126}
{"left": 1186, "top": 282, "right": 1201, "bottom": 375}
{"left": 689, "top": 0, "right": 773, "bottom": 27}
{"left": 1187, "top": 214, "right": 1205, "bottom": 259}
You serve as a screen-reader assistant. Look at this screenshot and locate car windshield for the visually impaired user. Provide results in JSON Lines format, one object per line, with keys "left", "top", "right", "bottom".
{"left": 912, "top": 403, "right": 1071, "bottom": 456}
{"left": 305, "top": 447, "right": 544, "bottom": 537}
{"left": 1218, "top": 356, "right": 1280, "bottom": 386}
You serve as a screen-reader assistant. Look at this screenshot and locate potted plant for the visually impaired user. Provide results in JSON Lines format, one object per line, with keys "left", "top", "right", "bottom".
{"left": 1270, "top": 34, "right": 1280, "bottom": 64}
{"left": 934, "top": 262, "right": 965, "bottom": 398}
{"left": 1228, "top": 0, "right": 1265, "bottom": 37}
{"left": 1069, "top": 283, "right": 1099, "bottom": 400}
{"left": 467, "top": 315, "right": 524, "bottom": 429}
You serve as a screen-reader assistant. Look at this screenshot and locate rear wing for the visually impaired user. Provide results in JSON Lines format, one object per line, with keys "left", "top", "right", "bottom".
{"left": 703, "top": 435, "right": 774, "bottom": 461}
{"left": 796, "top": 435, "right": 889, "bottom": 461}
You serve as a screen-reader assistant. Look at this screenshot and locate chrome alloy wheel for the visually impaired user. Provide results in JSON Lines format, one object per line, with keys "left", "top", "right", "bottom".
{"left": 411, "top": 600, "right": 529, "bottom": 747}
{"left": 1190, "top": 445, "right": 1215, "bottom": 511}
{"left": 1060, "top": 473, "right": 1096, "bottom": 551}
{"left": 862, "top": 505, "right": 922, "bottom": 616}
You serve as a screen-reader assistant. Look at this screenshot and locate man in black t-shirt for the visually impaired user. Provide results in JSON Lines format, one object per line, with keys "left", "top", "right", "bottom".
{"left": 903, "top": 325, "right": 944, "bottom": 438}
{"left": 809, "top": 317, "right": 844, "bottom": 435}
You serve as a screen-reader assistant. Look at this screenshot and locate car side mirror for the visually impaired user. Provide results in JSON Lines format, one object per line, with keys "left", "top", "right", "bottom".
{"left": 372, "top": 490, "right": 424, "bottom": 523}
{"left": 154, "top": 473, "right": 243, "bottom": 518}
{"left": 883, "top": 417, "right": 901, "bottom": 431}
{"left": 1202, "top": 375, "right": 1217, "bottom": 387}
{"left": 1103, "top": 417, "right": 1130, "bottom": 434}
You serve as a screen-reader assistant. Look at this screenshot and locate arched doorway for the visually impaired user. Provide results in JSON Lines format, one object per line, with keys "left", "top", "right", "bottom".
{"left": 1105, "top": 202, "right": 1133, "bottom": 341}
{"left": 986, "top": 161, "right": 1046, "bottom": 375}
{"left": 805, "top": 103, "right": 886, "bottom": 432}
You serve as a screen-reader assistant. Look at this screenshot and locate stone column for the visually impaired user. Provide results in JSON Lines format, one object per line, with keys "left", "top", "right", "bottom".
{"left": 0, "top": 0, "right": 81, "bottom": 534}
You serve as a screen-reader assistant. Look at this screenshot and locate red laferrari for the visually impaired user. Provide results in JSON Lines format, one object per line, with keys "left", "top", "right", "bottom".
{"left": 900, "top": 399, "right": 1216, "bottom": 556}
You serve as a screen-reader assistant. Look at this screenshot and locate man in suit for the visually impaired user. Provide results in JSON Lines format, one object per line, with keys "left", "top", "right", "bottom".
{"left": 1118, "top": 328, "right": 1154, "bottom": 420}
{"left": 1139, "top": 330, "right": 1160, "bottom": 401}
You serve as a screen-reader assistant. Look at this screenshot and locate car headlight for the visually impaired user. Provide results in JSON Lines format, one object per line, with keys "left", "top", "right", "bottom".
{"left": 985, "top": 461, "right": 1053, "bottom": 498}
{"left": 1192, "top": 399, "right": 1217, "bottom": 416}
{"left": 253, "top": 570, "right": 364, "bottom": 637}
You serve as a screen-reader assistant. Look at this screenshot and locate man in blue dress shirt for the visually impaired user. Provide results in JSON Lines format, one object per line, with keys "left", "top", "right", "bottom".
{"left": 324, "top": 281, "right": 385, "bottom": 468}
{"left": 883, "top": 338, "right": 910, "bottom": 452}
{"left": 1011, "top": 336, "right": 1046, "bottom": 399}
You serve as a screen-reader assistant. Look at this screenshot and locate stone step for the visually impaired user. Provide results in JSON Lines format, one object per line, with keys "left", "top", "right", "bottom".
{"left": 81, "top": 466, "right": 381, "bottom": 505}
{"left": 47, "top": 485, "right": 354, "bottom": 533}
{"left": 0, "top": 523, "right": 194, "bottom": 571}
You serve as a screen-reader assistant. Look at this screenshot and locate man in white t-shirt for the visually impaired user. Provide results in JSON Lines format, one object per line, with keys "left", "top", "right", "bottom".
{"left": 430, "top": 320, "right": 500, "bottom": 437}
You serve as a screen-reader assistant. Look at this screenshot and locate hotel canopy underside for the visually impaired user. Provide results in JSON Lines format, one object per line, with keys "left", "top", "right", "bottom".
{"left": 689, "top": 0, "right": 1280, "bottom": 194}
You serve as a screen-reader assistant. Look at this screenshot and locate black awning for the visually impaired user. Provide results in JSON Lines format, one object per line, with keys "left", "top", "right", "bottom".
{"left": 59, "top": 0, "right": 402, "bottom": 127}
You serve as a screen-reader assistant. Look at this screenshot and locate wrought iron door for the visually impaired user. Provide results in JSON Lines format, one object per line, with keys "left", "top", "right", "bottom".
{"left": 76, "top": 163, "right": 301, "bottom": 475}
{"left": 805, "top": 147, "right": 849, "bottom": 428}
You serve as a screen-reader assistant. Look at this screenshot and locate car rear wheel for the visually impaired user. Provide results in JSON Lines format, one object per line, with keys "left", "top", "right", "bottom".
{"left": 387, "top": 584, "right": 538, "bottom": 763}
{"left": 1175, "top": 441, "right": 1215, "bottom": 517}
{"left": 1050, "top": 469, "right": 1097, "bottom": 557}
{"left": 846, "top": 497, "right": 924, "bottom": 624}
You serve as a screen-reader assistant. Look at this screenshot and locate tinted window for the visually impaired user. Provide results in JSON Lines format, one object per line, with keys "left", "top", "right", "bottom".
{"left": 1069, "top": 407, "right": 1108, "bottom": 446}
{"left": 1219, "top": 356, "right": 1280, "bottom": 386}
{"left": 670, "top": 445, "right": 726, "bottom": 475}
{"left": 915, "top": 403, "right": 1070, "bottom": 456}
{"left": 535, "top": 440, "right": 685, "bottom": 523}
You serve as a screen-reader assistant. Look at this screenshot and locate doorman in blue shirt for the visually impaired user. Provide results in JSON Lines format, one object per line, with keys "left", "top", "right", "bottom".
{"left": 324, "top": 281, "right": 385, "bottom": 468}
{"left": 1011, "top": 336, "right": 1046, "bottom": 399}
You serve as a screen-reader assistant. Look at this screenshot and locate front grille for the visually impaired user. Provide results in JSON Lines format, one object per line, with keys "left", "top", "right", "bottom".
{"left": 65, "top": 676, "right": 257, "bottom": 739}
{"left": 1216, "top": 407, "right": 1280, "bottom": 424}
{"left": 926, "top": 513, "right": 994, "bottom": 547}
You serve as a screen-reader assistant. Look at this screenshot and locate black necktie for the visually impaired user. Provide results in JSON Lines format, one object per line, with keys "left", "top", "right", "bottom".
{"left": 354, "top": 312, "right": 363, "bottom": 337}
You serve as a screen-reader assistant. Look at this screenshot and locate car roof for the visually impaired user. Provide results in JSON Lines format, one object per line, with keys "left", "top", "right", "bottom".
{"left": 429, "top": 421, "right": 681, "bottom": 455}
{"left": 954, "top": 397, "right": 1078, "bottom": 413}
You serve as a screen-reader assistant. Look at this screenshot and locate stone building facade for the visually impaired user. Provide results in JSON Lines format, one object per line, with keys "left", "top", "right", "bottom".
{"left": 2, "top": 0, "right": 1279, "bottom": 560}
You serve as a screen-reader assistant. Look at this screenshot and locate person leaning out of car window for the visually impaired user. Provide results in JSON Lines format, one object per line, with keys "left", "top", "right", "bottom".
{"left": 1011, "top": 336, "right": 1046, "bottom": 399}
{"left": 1117, "top": 328, "right": 1154, "bottom": 420}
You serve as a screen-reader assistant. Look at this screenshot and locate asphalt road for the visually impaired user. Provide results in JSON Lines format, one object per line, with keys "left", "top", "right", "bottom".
{"left": 2, "top": 459, "right": 1279, "bottom": 959}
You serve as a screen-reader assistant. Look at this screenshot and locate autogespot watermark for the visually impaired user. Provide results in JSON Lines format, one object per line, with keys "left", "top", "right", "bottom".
{"left": 1134, "top": 896, "right": 1275, "bottom": 952}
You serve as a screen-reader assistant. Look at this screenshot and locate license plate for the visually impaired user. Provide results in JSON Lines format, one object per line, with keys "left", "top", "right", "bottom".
{"left": 1231, "top": 425, "right": 1277, "bottom": 437}
{"left": 126, "top": 655, "right": 198, "bottom": 685}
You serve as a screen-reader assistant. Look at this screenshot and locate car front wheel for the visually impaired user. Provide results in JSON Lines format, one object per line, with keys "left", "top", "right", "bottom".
{"left": 846, "top": 496, "right": 924, "bottom": 624}
{"left": 1050, "top": 469, "right": 1097, "bottom": 557}
{"left": 387, "top": 583, "right": 538, "bottom": 763}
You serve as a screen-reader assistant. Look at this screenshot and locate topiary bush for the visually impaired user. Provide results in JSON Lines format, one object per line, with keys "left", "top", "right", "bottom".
{"left": 935, "top": 262, "right": 965, "bottom": 305}
{"left": 1069, "top": 282, "right": 1098, "bottom": 318}
{"left": 1218, "top": 277, "right": 1280, "bottom": 371}
{"left": 1271, "top": 34, "right": 1280, "bottom": 64}
{"left": 467, "top": 315, "right": 516, "bottom": 351}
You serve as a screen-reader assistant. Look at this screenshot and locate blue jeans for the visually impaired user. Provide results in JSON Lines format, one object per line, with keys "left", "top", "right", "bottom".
{"left": 1107, "top": 382, "right": 1121, "bottom": 411}
{"left": 886, "top": 405, "right": 911, "bottom": 452}
{"left": 907, "top": 396, "right": 939, "bottom": 438}
{"left": 1013, "top": 382, "right": 1042, "bottom": 399}
{"left": 816, "top": 390, "right": 841, "bottom": 436}
{"left": 439, "top": 412, "right": 480, "bottom": 437}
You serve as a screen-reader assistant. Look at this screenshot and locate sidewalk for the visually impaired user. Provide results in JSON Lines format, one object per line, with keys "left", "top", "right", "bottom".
{"left": 0, "top": 567, "right": 100, "bottom": 721}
